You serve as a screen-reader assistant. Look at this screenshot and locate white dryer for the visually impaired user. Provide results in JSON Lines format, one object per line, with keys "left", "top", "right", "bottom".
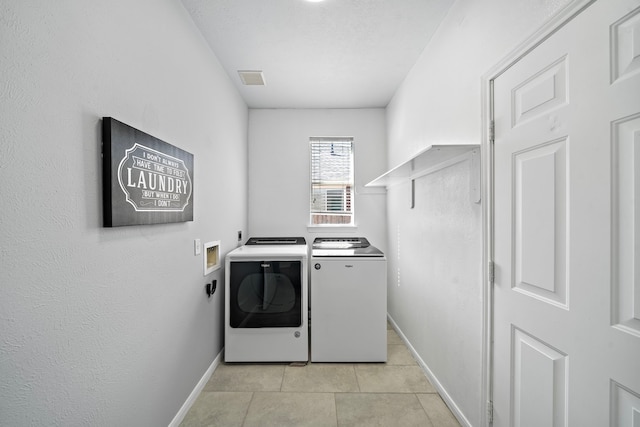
{"left": 225, "top": 237, "right": 308, "bottom": 363}
{"left": 310, "top": 237, "right": 387, "bottom": 362}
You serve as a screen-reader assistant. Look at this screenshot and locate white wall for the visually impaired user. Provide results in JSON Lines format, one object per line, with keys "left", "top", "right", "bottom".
{"left": 248, "top": 109, "right": 387, "bottom": 250}
{"left": 385, "top": 0, "right": 573, "bottom": 425}
{"left": 0, "top": 2, "right": 247, "bottom": 426}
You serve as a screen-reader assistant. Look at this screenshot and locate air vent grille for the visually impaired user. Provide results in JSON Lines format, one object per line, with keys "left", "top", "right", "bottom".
{"left": 238, "top": 70, "right": 266, "bottom": 86}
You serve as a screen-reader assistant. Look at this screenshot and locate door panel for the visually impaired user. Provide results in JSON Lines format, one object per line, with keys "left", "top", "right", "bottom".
{"left": 512, "top": 327, "right": 568, "bottom": 427}
{"left": 611, "top": 381, "right": 640, "bottom": 426}
{"left": 492, "top": 1, "right": 640, "bottom": 426}
{"left": 611, "top": 9, "right": 640, "bottom": 83}
{"left": 612, "top": 113, "right": 640, "bottom": 336}
{"left": 512, "top": 56, "right": 568, "bottom": 127}
{"left": 513, "top": 139, "right": 568, "bottom": 307}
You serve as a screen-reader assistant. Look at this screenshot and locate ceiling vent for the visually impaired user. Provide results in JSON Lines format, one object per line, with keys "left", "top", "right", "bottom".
{"left": 238, "top": 70, "right": 266, "bottom": 86}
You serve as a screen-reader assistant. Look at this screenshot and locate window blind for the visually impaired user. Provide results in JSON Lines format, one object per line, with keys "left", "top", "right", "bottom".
{"left": 309, "top": 137, "right": 354, "bottom": 225}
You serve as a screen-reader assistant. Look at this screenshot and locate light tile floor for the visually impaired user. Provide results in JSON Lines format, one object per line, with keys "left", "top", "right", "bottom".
{"left": 180, "top": 325, "right": 461, "bottom": 427}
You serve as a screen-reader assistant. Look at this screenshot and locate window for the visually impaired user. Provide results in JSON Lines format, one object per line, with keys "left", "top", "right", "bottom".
{"left": 309, "top": 137, "right": 354, "bottom": 225}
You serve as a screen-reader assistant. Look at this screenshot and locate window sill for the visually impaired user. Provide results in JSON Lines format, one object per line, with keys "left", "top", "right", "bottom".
{"left": 307, "top": 225, "right": 358, "bottom": 233}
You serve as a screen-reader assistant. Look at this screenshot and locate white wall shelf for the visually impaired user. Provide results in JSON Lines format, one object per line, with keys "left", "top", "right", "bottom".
{"left": 365, "top": 144, "right": 480, "bottom": 188}
{"left": 365, "top": 144, "right": 481, "bottom": 206}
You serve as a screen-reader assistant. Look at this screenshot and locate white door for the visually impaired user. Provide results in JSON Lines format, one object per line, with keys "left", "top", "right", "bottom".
{"left": 491, "top": 0, "right": 640, "bottom": 425}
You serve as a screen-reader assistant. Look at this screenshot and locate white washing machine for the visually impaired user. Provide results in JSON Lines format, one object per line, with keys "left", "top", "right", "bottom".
{"left": 310, "top": 237, "right": 387, "bottom": 362}
{"left": 225, "top": 237, "right": 308, "bottom": 362}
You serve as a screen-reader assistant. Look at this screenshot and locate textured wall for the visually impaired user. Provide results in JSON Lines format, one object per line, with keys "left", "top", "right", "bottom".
{"left": 0, "top": 1, "right": 247, "bottom": 426}
{"left": 247, "top": 109, "right": 387, "bottom": 251}
{"left": 385, "top": 0, "right": 573, "bottom": 425}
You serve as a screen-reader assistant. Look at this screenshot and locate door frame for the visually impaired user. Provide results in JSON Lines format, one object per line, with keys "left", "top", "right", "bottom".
{"left": 480, "top": 1, "right": 596, "bottom": 425}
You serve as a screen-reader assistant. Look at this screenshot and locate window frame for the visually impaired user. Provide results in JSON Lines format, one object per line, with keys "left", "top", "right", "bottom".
{"left": 308, "top": 137, "right": 355, "bottom": 227}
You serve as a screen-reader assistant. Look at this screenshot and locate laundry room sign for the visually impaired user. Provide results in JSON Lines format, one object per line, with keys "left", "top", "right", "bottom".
{"left": 102, "top": 117, "right": 194, "bottom": 227}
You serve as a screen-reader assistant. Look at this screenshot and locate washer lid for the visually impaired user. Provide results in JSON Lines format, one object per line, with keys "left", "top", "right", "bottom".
{"left": 312, "top": 237, "right": 370, "bottom": 249}
{"left": 312, "top": 237, "right": 383, "bottom": 257}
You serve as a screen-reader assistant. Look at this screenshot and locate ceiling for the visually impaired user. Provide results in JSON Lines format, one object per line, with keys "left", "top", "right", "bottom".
{"left": 181, "top": 0, "right": 454, "bottom": 109}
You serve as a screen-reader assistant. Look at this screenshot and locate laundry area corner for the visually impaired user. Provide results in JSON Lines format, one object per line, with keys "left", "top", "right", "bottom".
{"left": 4, "top": 1, "right": 636, "bottom": 427}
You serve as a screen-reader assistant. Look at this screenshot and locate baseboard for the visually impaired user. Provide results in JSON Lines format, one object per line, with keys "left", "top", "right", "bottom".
{"left": 168, "top": 348, "right": 224, "bottom": 427}
{"left": 387, "top": 315, "right": 472, "bottom": 427}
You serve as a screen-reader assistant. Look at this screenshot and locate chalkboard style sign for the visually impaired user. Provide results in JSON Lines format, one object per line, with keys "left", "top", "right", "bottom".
{"left": 102, "top": 117, "right": 194, "bottom": 227}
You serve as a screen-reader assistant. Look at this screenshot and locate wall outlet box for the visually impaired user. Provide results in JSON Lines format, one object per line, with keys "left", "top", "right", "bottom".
{"left": 203, "top": 241, "right": 221, "bottom": 276}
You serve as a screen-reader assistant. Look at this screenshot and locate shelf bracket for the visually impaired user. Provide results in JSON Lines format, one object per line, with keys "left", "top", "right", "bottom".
{"left": 410, "top": 179, "right": 415, "bottom": 209}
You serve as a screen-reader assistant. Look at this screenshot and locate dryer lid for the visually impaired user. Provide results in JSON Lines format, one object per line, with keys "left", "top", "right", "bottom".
{"left": 245, "top": 237, "right": 306, "bottom": 245}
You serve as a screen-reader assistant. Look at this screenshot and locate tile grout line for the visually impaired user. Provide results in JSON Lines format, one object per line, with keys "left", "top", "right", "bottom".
{"left": 414, "top": 392, "right": 435, "bottom": 427}
{"left": 279, "top": 365, "right": 285, "bottom": 392}
{"left": 352, "top": 364, "right": 361, "bottom": 393}
{"left": 333, "top": 392, "right": 339, "bottom": 427}
{"left": 240, "top": 391, "right": 255, "bottom": 427}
